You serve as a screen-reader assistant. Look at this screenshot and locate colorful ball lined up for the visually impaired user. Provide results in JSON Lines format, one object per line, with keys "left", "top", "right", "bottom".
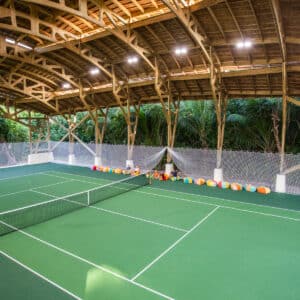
{"left": 183, "top": 177, "right": 193, "bottom": 184}
{"left": 257, "top": 186, "right": 271, "bottom": 194}
{"left": 91, "top": 166, "right": 271, "bottom": 194}
{"left": 244, "top": 184, "right": 256, "bottom": 192}
{"left": 115, "top": 168, "right": 122, "bottom": 174}
{"left": 218, "top": 181, "right": 230, "bottom": 189}
{"left": 231, "top": 183, "right": 243, "bottom": 191}
{"left": 206, "top": 179, "right": 217, "bottom": 187}
{"left": 195, "top": 178, "right": 206, "bottom": 185}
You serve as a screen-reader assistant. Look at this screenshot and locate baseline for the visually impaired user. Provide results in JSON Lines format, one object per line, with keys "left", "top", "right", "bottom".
{"left": 0, "top": 220, "right": 174, "bottom": 300}
{"left": 0, "top": 251, "right": 81, "bottom": 300}
{"left": 41, "top": 172, "right": 300, "bottom": 222}
{"left": 46, "top": 171, "right": 300, "bottom": 216}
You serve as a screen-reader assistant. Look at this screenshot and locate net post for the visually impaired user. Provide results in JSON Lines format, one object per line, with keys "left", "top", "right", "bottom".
{"left": 87, "top": 191, "right": 90, "bottom": 206}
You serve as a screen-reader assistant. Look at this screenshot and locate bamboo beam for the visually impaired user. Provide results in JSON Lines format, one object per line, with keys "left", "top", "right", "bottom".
{"left": 287, "top": 96, "right": 300, "bottom": 106}
{"left": 210, "top": 64, "right": 227, "bottom": 168}
{"left": 280, "top": 62, "right": 287, "bottom": 172}
{"left": 271, "top": 0, "right": 287, "bottom": 61}
{"left": 94, "top": 107, "right": 109, "bottom": 161}
{"left": 50, "top": 115, "right": 96, "bottom": 156}
{"left": 112, "top": 66, "right": 140, "bottom": 161}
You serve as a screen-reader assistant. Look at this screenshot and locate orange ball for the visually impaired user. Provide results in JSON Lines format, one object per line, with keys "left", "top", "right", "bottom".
{"left": 257, "top": 186, "right": 271, "bottom": 194}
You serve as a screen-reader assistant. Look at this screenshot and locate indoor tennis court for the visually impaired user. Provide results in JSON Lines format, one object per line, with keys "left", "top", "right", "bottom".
{"left": 1, "top": 163, "right": 300, "bottom": 300}
{"left": 1, "top": 0, "right": 300, "bottom": 299}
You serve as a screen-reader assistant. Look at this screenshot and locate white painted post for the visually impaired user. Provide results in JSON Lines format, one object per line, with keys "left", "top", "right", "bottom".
{"left": 214, "top": 168, "right": 223, "bottom": 182}
{"left": 94, "top": 156, "right": 102, "bottom": 166}
{"left": 126, "top": 160, "right": 134, "bottom": 169}
{"left": 68, "top": 154, "right": 75, "bottom": 165}
{"left": 165, "top": 163, "right": 174, "bottom": 175}
{"left": 275, "top": 174, "right": 286, "bottom": 193}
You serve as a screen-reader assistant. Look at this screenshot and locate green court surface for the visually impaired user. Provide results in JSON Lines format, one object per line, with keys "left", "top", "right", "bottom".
{"left": 1, "top": 163, "right": 300, "bottom": 300}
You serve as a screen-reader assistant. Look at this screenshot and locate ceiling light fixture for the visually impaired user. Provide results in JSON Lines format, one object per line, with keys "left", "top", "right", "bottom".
{"left": 175, "top": 46, "right": 188, "bottom": 55}
{"left": 89, "top": 67, "right": 100, "bottom": 75}
{"left": 236, "top": 40, "right": 252, "bottom": 49}
{"left": 62, "top": 83, "right": 71, "bottom": 89}
{"left": 17, "top": 42, "right": 32, "bottom": 50}
{"left": 127, "top": 56, "right": 139, "bottom": 64}
{"left": 5, "top": 37, "right": 15, "bottom": 44}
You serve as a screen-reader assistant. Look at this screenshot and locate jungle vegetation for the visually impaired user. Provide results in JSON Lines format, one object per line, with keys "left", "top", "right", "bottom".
{"left": 1, "top": 99, "right": 299, "bottom": 153}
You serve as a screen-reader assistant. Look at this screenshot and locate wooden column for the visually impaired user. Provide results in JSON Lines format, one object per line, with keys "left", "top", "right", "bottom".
{"left": 94, "top": 108, "right": 109, "bottom": 159}
{"left": 280, "top": 62, "right": 287, "bottom": 173}
{"left": 112, "top": 67, "right": 140, "bottom": 162}
{"left": 165, "top": 96, "right": 180, "bottom": 163}
{"left": 29, "top": 111, "right": 33, "bottom": 154}
{"left": 127, "top": 102, "right": 140, "bottom": 161}
{"left": 210, "top": 65, "right": 228, "bottom": 168}
{"left": 154, "top": 60, "right": 180, "bottom": 163}
{"left": 46, "top": 117, "right": 51, "bottom": 152}
{"left": 68, "top": 114, "right": 75, "bottom": 156}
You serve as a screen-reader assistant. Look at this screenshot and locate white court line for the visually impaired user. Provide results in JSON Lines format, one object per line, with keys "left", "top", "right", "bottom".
{"left": 47, "top": 171, "right": 300, "bottom": 215}
{"left": 44, "top": 172, "right": 107, "bottom": 186}
{"left": 146, "top": 185, "right": 300, "bottom": 214}
{"left": 31, "top": 189, "right": 188, "bottom": 233}
{"left": 0, "top": 162, "right": 28, "bottom": 169}
{"left": 42, "top": 172, "right": 300, "bottom": 223}
{"left": 47, "top": 170, "right": 112, "bottom": 183}
{"left": 0, "top": 179, "right": 74, "bottom": 198}
{"left": 0, "top": 251, "right": 81, "bottom": 300}
{"left": 0, "top": 221, "right": 174, "bottom": 300}
{"left": 0, "top": 171, "right": 49, "bottom": 181}
{"left": 135, "top": 189, "right": 300, "bottom": 222}
{"left": 0, "top": 175, "right": 141, "bottom": 216}
{"left": 131, "top": 206, "right": 220, "bottom": 281}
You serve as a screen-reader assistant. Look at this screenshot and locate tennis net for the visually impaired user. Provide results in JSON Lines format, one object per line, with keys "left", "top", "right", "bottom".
{"left": 0, "top": 174, "right": 149, "bottom": 236}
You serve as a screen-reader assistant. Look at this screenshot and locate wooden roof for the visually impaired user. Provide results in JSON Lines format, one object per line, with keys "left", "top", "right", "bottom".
{"left": 0, "top": 0, "right": 299, "bottom": 115}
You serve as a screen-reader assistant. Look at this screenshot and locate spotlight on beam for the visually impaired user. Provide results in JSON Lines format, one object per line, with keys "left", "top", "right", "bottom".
{"left": 127, "top": 56, "right": 139, "bottom": 64}
{"left": 62, "top": 82, "right": 71, "bottom": 89}
{"left": 174, "top": 46, "right": 188, "bottom": 55}
{"left": 5, "top": 37, "right": 15, "bottom": 44}
{"left": 17, "top": 42, "right": 32, "bottom": 50}
{"left": 89, "top": 67, "right": 100, "bottom": 75}
{"left": 244, "top": 40, "right": 252, "bottom": 48}
{"left": 236, "top": 40, "right": 252, "bottom": 49}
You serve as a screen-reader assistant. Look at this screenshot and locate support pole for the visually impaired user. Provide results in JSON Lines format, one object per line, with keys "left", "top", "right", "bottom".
{"left": 29, "top": 110, "right": 32, "bottom": 155}
{"left": 210, "top": 64, "right": 227, "bottom": 181}
{"left": 112, "top": 67, "right": 139, "bottom": 168}
{"left": 276, "top": 62, "right": 287, "bottom": 192}
{"left": 127, "top": 102, "right": 140, "bottom": 164}
{"left": 154, "top": 59, "right": 180, "bottom": 170}
{"left": 68, "top": 115, "right": 75, "bottom": 165}
{"left": 280, "top": 62, "right": 287, "bottom": 173}
{"left": 94, "top": 107, "right": 109, "bottom": 166}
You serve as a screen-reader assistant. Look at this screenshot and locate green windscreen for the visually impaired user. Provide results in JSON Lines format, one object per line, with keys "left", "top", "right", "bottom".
{"left": 0, "top": 174, "right": 149, "bottom": 236}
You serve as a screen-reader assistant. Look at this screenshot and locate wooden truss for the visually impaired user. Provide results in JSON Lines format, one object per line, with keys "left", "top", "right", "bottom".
{"left": 112, "top": 67, "right": 140, "bottom": 161}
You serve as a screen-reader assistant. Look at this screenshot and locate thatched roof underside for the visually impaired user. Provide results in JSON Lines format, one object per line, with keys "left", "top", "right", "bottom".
{"left": 0, "top": 0, "right": 299, "bottom": 115}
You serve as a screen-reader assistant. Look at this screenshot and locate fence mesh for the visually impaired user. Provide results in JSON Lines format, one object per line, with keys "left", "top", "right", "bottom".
{"left": 169, "top": 147, "right": 300, "bottom": 194}
{"left": 0, "top": 142, "right": 299, "bottom": 194}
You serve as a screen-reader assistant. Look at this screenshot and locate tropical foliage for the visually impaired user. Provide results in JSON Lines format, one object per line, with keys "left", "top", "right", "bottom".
{"left": 1, "top": 99, "right": 299, "bottom": 153}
